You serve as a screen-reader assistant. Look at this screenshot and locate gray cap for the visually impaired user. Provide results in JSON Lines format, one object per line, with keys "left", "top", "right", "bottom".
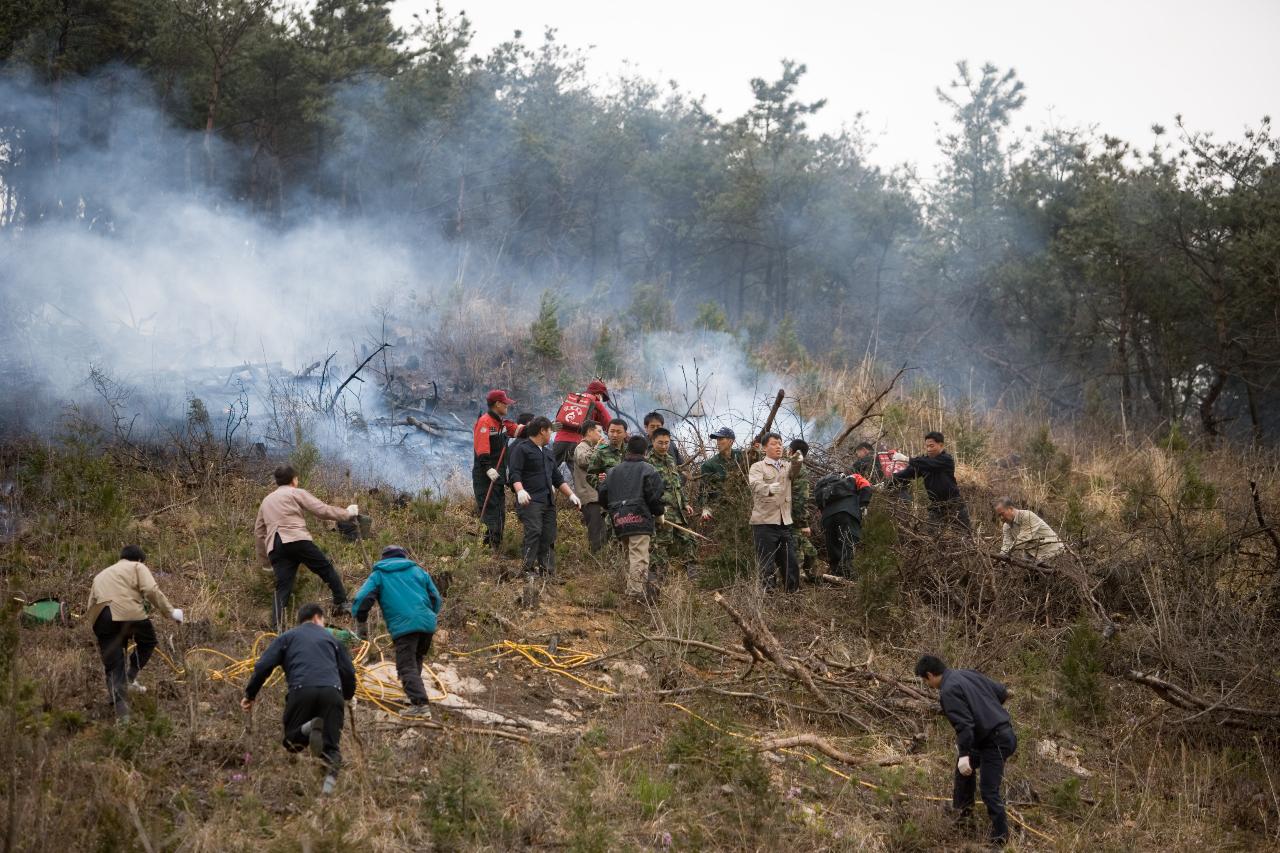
{"left": 709, "top": 427, "right": 736, "bottom": 440}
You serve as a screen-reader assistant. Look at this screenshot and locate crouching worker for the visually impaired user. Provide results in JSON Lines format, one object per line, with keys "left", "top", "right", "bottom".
{"left": 351, "top": 545, "right": 442, "bottom": 719}
{"left": 813, "top": 469, "right": 873, "bottom": 578}
{"left": 242, "top": 603, "right": 356, "bottom": 796}
{"left": 599, "top": 435, "right": 666, "bottom": 604}
{"left": 87, "top": 545, "right": 184, "bottom": 721}
{"left": 915, "top": 655, "right": 1017, "bottom": 846}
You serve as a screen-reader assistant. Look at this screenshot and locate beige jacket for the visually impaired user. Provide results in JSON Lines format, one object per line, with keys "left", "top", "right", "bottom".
{"left": 1001, "top": 509, "right": 1065, "bottom": 561}
{"left": 87, "top": 560, "right": 174, "bottom": 624}
{"left": 572, "top": 441, "right": 601, "bottom": 504}
{"left": 254, "top": 486, "right": 352, "bottom": 565}
{"left": 748, "top": 458, "right": 794, "bottom": 526}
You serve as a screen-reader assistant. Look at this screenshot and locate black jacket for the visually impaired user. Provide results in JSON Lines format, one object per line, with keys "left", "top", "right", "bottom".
{"left": 599, "top": 454, "right": 665, "bottom": 537}
{"left": 245, "top": 622, "right": 356, "bottom": 700}
{"left": 938, "top": 668, "right": 1011, "bottom": 754}
{"left": 893, "top": 450, "right": 962, "bottom": 503}
{"left": 507, "top": 438, "right": 564, "bottom": 504}
{"left": 814, "top": 473, "right": 873, "bottom": 523}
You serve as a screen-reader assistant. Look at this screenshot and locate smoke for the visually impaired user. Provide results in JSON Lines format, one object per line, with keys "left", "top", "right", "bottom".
{"left": 0, "top": 69, "right": 824, "bottom": 491}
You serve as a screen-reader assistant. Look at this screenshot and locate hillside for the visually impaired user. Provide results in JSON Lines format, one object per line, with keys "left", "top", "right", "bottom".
{"left": 3, "top": 365, "right": 1279, "bottom": 853}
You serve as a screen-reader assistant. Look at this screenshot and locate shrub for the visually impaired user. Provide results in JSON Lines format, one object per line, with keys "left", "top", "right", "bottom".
{"left": 531, "top": 290, "right": 564, "bottom": 361}
{"left": 1059, "top": 619, "right": 1106, "bottom": 722}
{"left": 627, "top": 283, "right": 675, "bottom": 333}
{"left": 593, "top": 322, "right": 620, "bottom": 379}
{"left": 694, "top": 302, "right": 731, "bottom": 333}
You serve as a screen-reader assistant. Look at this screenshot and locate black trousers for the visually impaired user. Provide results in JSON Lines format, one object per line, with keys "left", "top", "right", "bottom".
{"left": 516, "top": 500, "right": 557, "bottom": 574}
{"left": 92, "top": 608, "right": 157, "bottom": 716}
{"left": 270, "top": 535, "right": 347, "bottom": 631}
{"left": 551, "top": 440, "right": 576, "bottom": 467}
{"left": 753, "top": 524, "right": 799, "bottom": 592}
{"left": 472, "top": 471, "right": 506, "bottom": 551}
{"left": 822, "top": 512, "right": 861, "bottom": 577}
{"left": 282, "top": 685, "right": 345, "bottom": 771}
{"left": 929, "top": 499, "right": 972, "bottom": 531}
{"left": 953, "top": 725, "right": 1017, "bottom": 843}
{"left": 582, "top": 501, "right": 609, "bottom": 553}
{"left": 393, "top": 631, "right": 434, "bottom": 705}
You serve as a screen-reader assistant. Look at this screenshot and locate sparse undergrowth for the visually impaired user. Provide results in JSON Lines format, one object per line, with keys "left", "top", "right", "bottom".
{"left": 2, "top": 389, "right": 1280, "bottom": 853}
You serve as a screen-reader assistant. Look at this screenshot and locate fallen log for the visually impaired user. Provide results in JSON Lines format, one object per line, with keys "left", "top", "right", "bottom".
{"left": 713, "top": 592, "right": 835, "bottom": 713}
{"left": 1123, "top": 670, "right": 1280, "bottom": 727}
{"left": 755, "top": 733, "right": 906, "bottom": 768}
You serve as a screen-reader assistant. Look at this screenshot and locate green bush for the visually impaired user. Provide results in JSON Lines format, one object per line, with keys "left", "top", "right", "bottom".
{"left": 1059, "top": 619, "right": 1106, "bottom": 722}
{"left": 531, "top": 290, "right": 564, "bottom": 361}
{"left": 694, "top": 302, "right": 731, "bottom": 333}
{"left": 592, "top": 322, "right": 620, "bottom": 378}
{"left": 853, "top": 499, "right": 901, "bottom": 626}
{"left": 627, "top": 283, "right": 675, "bottom": 333}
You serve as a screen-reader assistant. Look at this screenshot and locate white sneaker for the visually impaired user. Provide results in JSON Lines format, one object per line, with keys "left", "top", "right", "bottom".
{"left": 127, "top": 680, "right": 147, "bottom": 694}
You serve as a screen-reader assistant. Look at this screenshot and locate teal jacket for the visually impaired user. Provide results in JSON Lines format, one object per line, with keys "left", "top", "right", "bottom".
{"left": 351, "top": 557, "right": 442, "bottom": 638}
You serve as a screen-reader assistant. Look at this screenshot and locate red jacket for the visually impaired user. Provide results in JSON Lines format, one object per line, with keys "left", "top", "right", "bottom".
{"left": 473, "top": 410, "right": 521, "bottom": 476}
{"left": 553, "top": 393, "right": 612, "bottom": 445}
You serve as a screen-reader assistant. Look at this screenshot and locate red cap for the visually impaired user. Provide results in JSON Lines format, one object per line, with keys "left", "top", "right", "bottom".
{"left": 586, "top": 380, "right": 609, "bottom": 400}
{"left": 486, "top": 389, "right": 516, "bottom": 406}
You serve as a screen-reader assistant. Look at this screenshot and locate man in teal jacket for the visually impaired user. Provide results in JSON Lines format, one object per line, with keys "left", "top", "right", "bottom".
{"left": 351, "top": 545, "right": 442, "bottom": 719}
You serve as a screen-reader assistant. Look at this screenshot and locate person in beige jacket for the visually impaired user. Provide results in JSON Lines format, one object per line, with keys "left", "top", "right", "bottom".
{"left": 994, "top": 498, "right": 1065, "bottom": 562}
{"left": 571, "top": 420, "right": 609, "bottom": 553}
{"left": 255, "top": 465, "right": 358, "bottom": 631}
{"left": 748, "top": 432, "right": 800, "bottom": 592}
{"left": 87, "top": 545, "right": 183, "bottom": 720}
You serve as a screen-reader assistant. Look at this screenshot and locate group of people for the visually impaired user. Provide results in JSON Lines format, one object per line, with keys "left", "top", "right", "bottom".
{"left": 80, "top": 381, "right": 1050, "bottom": 834}
{"left": 470, "top": 383, "right": 1066, "bottom": 604}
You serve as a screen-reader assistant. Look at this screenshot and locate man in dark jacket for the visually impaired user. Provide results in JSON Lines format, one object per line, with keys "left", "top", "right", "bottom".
{"left": 892, "top": 431, "right": 971, "bottom": 530}
{"left": 508, "top": 416, "right": 582, "bottom": 578}
{"left": 472, "top": 390, "right": 523, "bottom": 553}
{"left": 813, "top": 469, "right": 873, "bottom": 577}
{"left": 850, "top": 442, "right": 877, "bottom": 481}
{"left": 599, "top": 435, "right": 665, "bottom": 602}
{"left": 351, "top": 546, "right": 443, "bottom": 719}
{"left": 242, "top": 603, "right": 357, "bottom": 795}
{"left": 915, "top": 655, "right": 1017, "bottom": 845}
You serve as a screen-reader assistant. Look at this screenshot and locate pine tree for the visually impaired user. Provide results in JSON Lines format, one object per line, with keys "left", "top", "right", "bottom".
{"left": 530, "top": 290, "right": 563, "bottom": 361}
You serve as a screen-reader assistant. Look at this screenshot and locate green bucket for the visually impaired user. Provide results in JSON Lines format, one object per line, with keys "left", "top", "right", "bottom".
{"left": 21, "top": 599, "right": 68, "bottom": 627}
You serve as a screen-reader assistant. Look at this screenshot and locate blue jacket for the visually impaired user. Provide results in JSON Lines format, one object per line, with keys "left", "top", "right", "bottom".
{"left": 351, "top": 557, "right": 442, "bottom": 638}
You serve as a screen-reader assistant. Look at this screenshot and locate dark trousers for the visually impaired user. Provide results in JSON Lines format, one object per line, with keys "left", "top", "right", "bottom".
{"left": 953, "top": 725, "right": 1017, "bottom": 842}
{"left": 516, "top": 500, "right": 557, "bottom": 574}
{"left": 282, "top": 685, "right": 345, "bottom": 771}
{"left": 929, "top": 499, "right": 972, "bottom": 531}
{"left": 822, "top": 512, "right": 861, "bottom": 577}
{"left": 551, "top": 440, "right": 576, "bottom": 467}
{"left": 270, "top": 535, "right": 347, "bottom": 631}
{"left": 393, "top": 631, "right": 434, "bottom": 705}
{"left": 753, "top": 524, "right": 799, "bottom": 592}
{"left": 92, "top": 608, "right": 157, "bottom": 717}
{"left": 473, "top": 471, "right": 506, "bottom": 551}
{"left": 582, "top": 501, "right": 609, "bottom": 552}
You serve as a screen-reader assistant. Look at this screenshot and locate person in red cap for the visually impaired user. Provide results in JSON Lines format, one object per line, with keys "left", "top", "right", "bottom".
{"left": 473, "top": 390, "right": 523, "bottom": 553}
{"left": 550, "top": 380, "right": 614, "bottom": 468}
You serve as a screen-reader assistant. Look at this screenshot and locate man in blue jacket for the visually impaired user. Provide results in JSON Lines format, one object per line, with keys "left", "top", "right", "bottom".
{"left": 351, "top": 545, "right": 442, "bottom": 719}
{"left": 915, "top": 654, "right": 1017, "bottom": 846}
{"left": 242, "top": 602, "right": 356, "bottom": 795}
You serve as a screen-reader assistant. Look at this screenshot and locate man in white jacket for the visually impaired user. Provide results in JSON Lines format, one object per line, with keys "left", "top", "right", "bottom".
{"left": 748, "top": 432, "right": 799, "bottom": 592}
{"left": 995, "top": 498, "right": 1065, "bottom": 562}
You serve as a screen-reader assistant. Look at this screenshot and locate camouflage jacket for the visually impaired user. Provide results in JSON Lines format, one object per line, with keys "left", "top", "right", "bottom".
{"left": 646, "top": 450, "right": 687, "bottom": 523}
{"left": 790, "top": 458, "right": 812, "bottom": 524}
{"left": 587, "top": 441, "right": 627, "bottom": 481}
{"left": 699, "top": 449, "right": 745, "bottom": 509}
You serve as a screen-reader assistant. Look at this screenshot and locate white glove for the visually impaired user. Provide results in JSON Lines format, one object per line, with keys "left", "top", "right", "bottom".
{"left": 701, "top": 508, "right": 712, "bottom": 521}
{"left": 957, "top": 755, "right": 973, "bottom": 776}
{"left": 517, "top": 489, "right": 531, "bottom": 506}
{"left": 486, "top": 468, "right": 499, "bottom": 482}
{"left": 569, "top": 493, "right": 582, "bottom": 508}
{"left": 347, "top": 503, "right": 359, "bottom": 517}
{"left": 171, "top": 608, "right": 184, "bottom": 623}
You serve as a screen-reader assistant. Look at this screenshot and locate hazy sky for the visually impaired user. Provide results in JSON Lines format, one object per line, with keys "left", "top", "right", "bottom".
{"left": 393, "top": 0, "right": 1279, "bottom": 174}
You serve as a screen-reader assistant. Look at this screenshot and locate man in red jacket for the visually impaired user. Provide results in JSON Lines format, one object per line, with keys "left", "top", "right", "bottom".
{"left": 473, "top": 390, "right": 523, "bottom": 554}
{"left": 551, "top": 380, "right": 613, "bottom": 467}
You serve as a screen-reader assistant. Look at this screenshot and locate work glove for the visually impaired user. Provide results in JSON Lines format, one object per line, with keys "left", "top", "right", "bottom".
{"left": 701, "top": 508, "right": 712, "bottom": 521}
{"left": 957, "top": 755, "right": 973, "bottom": 776}
{"left": 767, "top": 484, "right": 779, "bottom": 496}
{"left": 171, "top": 608, "right": 184, "bottom": 623}
{"left": 486, "top": 468, "right": 499, "bottom": 482}
{"left": 517, "top": 489, "right": 532, "bottom": 506}
{"left": 347, "top": 503, "right": 359, "bottom": 517}
{"left": 569, "top": 493, "right": 582, "bottom": 509}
